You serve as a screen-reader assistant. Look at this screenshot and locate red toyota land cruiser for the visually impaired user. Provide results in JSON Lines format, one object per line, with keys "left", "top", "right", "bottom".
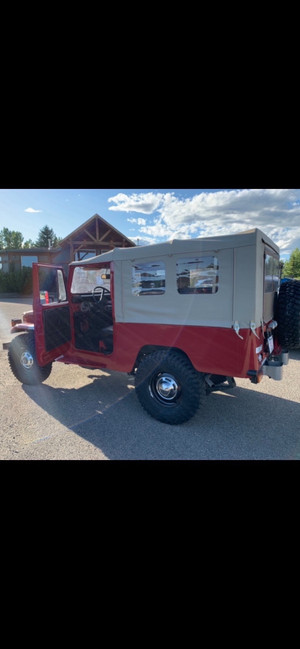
{"left": 7, "top": 229, "right": 300, "bottom": 424}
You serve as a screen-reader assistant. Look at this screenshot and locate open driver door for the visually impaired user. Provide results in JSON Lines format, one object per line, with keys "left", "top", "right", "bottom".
{"left": 32, "top": 263, "right": 72, "bottom": 366}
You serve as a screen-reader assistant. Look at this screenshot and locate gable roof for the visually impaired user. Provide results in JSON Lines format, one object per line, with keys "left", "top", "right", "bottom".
{"left": 59, "top": 213, "right": 135, "bottom": 249}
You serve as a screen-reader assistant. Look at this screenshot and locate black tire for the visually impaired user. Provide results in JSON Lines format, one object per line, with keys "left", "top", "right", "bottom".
{"left": 275, "top": 279, "right": 300, "bottom": 350}
{"left": 8, "top": 333, "right": 52, "bottom": 385}
{"left": 135, "top": 350, "right": 206, "bottom": 424}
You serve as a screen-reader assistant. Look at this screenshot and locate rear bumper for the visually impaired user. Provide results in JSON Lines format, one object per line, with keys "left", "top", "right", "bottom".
{"left": 248, "top": 351, "right": 289, "bottom": 383}
{"left": 262, "top": 359, "right": 283, "bottom": 380}
{"left": 262, "top": 351, "right": 289, "bottom": 380}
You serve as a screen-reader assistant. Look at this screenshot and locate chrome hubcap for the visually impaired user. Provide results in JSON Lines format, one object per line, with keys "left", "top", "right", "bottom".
{"left": 20, "top": 350, "right": 34, "bottom": 370}
{"left": 155, "top": 374, "right": 179, "bottom": 401}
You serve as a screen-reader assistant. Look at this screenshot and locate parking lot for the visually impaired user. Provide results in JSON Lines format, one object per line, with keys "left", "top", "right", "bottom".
{"left": 0, "top": 297, "right": 299, "bottom": 460}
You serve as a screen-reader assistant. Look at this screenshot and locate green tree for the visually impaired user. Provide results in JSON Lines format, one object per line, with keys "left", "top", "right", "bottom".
{"left": 35, "top": 225, "right": 60, "bottom": 247}
{"left": 0, "top": 227, "right": 24, "bottom": 249}
{"left": 23, "top": 239, "right": 36, "bottom": 248}
{"left": 282, "top": 248, "right": 300, "bottom": 279}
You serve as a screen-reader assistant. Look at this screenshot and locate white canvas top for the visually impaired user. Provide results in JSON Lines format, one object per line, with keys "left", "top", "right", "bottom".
{"left": 70, "top": 229, "right": 280, "bottom": 329}
{"left": 70, "top": 228, "right": 279, "bottom": 266}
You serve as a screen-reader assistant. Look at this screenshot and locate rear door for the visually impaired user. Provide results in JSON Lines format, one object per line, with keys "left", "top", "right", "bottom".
{"left": 263, "top": 246, "right": 280, "bottom": 323}
{"left": 32, "top": 263, "right": 72, "bottom": 366}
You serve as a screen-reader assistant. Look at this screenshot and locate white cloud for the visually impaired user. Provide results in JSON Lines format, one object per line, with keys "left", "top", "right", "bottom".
{"left": 108, "top": 192, "right": 166, "bottom": 214}
{"left": 25, "top": 207, "right": 42, "bottom": 213}
{"left": 127, "top": 217, "right": 147, "bottom": 226}
{"left": 108, "top": 189, "right": 300, "bottom": 254}
{"left": 130, "top": 235, "right": 157, "bottom": 246}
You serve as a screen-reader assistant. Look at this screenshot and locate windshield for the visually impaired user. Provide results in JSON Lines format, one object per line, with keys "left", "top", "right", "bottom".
{"left": 71, "top": 266, "right": 111, "bottom": 294}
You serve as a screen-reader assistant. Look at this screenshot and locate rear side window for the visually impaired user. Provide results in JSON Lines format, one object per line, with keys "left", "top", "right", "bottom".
{"left": 176, "top": 256, "right": 219, "bottom": 294}
{"left": 264, "top": 252, "right": 280, "bottom": 293}
{"left": 132, "top": 261, "right": 166, "bottom": 295}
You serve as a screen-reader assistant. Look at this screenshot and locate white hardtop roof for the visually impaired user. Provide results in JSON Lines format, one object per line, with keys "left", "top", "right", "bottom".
{"left": 70, "top": 228, "right": 279, "bottom": 266}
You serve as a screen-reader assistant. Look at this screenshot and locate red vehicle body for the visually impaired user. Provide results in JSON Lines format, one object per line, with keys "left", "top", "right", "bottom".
{"left": 8, "top": 229, "right": 298, "bottom": 424}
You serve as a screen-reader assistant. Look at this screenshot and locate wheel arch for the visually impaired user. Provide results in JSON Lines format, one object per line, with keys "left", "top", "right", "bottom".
{"left": 11, "top": 323, "right": 35, "bottom": 334}
{"left": 133, "top": 345, "right": 195, "bottom": 373}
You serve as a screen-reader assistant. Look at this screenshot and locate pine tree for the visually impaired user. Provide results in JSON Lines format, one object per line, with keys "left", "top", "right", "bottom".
{"left": 35, "top": 225, "right": 59, "bottom": 247}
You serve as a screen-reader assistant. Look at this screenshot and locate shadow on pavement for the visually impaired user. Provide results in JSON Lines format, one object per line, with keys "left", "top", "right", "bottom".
{"left": 22, "top": 370, "right": 300, "bottom": 460}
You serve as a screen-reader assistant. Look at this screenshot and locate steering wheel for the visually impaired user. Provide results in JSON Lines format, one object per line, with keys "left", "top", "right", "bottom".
{"left": 92, "top": 286, "right": 111, "bottom": 303}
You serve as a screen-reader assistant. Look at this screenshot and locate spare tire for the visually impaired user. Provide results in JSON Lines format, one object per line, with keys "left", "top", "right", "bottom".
{"left": 275, "top": 279, "right": 300, "bottom": 349}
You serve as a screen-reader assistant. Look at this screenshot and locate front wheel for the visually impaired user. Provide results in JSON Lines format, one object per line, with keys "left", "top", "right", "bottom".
{"left": 8, "top": 333, "right": 52, "bottom": 385}
{"left": 135, "top": 350, "right": 206, "bottom": 424}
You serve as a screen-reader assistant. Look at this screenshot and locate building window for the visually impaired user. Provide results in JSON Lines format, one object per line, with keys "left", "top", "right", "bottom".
{"left": 176, "top": 256, "right": 219, "bottom": 294}
{"left": 21, "top": 255, "right": 38, "bottom": 268}
{"left": 132, "top": 261, "right": 166, "bottom": 295}
{"left": 75, "top": 250, "right": 96, "bottom": 261}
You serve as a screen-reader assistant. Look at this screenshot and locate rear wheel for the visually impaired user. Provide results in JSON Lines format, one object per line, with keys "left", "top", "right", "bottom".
{"left": 135, "top": 350, "right": 206, "bottom": 424}
{"left": 8, "top": 333, "right": 52, "bottom": 385}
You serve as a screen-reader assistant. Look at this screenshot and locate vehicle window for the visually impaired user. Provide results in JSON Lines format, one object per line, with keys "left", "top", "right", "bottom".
{"left": 71, "top": 267, "right": 111, "bottom": 294}
{"left": 264, "top": 253, "right": 280, "bottom": 293}
{"left": 132, "top": 261, "right": 166, "bottom": 295}
{"left": 57, "top": 270, "right": 67, "bottom": 301}
{"left": 176, "top": 256, "right": 219, "bottom": 294}
{"left": 38, "top": 267, "right": 67, "bottom": 303}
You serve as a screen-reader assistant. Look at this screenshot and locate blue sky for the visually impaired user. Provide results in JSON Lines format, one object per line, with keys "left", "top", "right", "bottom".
{"left": 0, "top": 188, "right": 299, "bottom": 260}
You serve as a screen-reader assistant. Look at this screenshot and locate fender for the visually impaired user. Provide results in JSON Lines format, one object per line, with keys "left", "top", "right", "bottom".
{"left": 11, "top": 309, "right": 34, "bottom": 334}
{"left": 11, "top": 323, "right": 34, "bottom": 334}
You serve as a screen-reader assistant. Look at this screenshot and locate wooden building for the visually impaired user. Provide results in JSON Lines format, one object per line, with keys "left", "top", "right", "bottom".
{"left": 0, "top": 214, "right": 135, "bottom": 276}
{"left": 0, "top": 248, "right": 55, "bottom": 274}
